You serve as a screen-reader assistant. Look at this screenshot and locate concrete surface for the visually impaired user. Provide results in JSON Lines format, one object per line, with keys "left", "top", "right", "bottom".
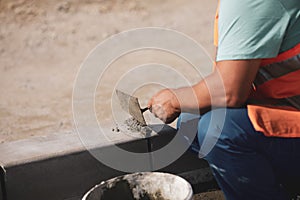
{"left": 0, "top": 125, "right": 218, "bottom": 200}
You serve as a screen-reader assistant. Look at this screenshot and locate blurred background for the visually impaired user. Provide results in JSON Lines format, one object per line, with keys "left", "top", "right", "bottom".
{"left": 0, "top": 0, "right": 217, "bottom": 143}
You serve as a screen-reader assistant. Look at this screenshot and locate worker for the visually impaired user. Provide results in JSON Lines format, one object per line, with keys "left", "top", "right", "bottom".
{"left": 148, "top": 0, "right": 300, "bottom": 199}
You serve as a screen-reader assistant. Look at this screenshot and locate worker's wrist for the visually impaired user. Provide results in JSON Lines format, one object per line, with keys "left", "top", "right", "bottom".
{"left": 173, "top": 86, "right": 200, "bottom": 113}
{"left": 172, "top": 88, "right": 185, "bottom": 113}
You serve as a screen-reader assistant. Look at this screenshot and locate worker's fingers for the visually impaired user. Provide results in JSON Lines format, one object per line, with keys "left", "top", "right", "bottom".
{"left": 147, "top": 89, "right": 167, "bottom": 112}
{"left": 147, "top": 98, "right": 153, "bottom": 110}
{"left": 152, "top": 104, "right": 164, "bottom": 114}
{"left": 151, "top": 104, "right": 166, "bottom": 122}
{"left": 147, "top": 88, "right": 180, "bottom": 124}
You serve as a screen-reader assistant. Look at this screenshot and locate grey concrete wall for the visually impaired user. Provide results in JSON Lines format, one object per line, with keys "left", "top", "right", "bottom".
{"left": 5, "top": 150, "right": 122, "bottom": 200}
{"left": 0, "top": 125, "right": 217, "bottom": 200}
{"left": 0, "top": 166, "right": 4, "bottom": 200}
{"left": 1, "top": 134, "right": 149, "bottom": 200}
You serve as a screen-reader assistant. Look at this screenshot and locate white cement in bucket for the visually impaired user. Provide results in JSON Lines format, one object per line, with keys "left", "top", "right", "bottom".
{"left": 82, "top": 172, "right": 193, "bottom": 200}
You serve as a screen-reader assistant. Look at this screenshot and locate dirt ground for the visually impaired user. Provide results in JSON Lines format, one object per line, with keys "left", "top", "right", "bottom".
{"left": 194, "top": 190, "right": 225, "bottom": 200}
{"left": 0, "top": 0, "right": 225, "bottom": 198}
{"left": 0, "top": 0, "right": 216, "bottom": 143}
{"left": 0, "top": 0, "right": 217, "bottom": 143}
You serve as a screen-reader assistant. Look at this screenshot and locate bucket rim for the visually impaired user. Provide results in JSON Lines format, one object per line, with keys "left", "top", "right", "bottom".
{"left": 82, "top": 172, "right": 193, "bottom": 200}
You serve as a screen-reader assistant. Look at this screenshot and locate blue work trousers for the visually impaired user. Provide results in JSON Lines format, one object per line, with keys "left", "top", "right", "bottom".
{"left": 178, "top": 108, "right": 300, "bottom": 200}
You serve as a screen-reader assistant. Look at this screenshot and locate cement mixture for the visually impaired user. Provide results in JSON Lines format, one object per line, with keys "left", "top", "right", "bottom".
{"left": 124, "top": 117, "right": 151, "bottom": 135}
{"left": 123, "top": 172, "right": 192, "bottom": 200}
{"left": 111, "top": 117, "right": 152, "bottom": 138}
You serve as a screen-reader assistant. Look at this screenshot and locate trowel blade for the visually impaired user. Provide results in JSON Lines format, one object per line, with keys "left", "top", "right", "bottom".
{"left": 116, "top": 90, "right": 147, "bottom": 126}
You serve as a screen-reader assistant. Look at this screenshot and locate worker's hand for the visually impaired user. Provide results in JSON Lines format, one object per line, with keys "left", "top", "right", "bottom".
{"left": 147, "top": 89, "right": 181, "bottom": 124}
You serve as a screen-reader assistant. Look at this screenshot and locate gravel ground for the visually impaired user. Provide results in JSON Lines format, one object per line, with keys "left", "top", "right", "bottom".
{"left": 0, "top": 0, "right": 217, "bottom": 143}
{"left": 194, "top": 190, "right": 225, "bottom": 200}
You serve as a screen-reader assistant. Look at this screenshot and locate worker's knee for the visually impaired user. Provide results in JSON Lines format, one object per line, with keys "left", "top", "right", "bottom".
{"left": 197, "top": 109, "right": 223, "bottom": 158}
{"left": 177, "top": 113, "right": 200, "bottom": 129}
{"left": 197, "top": 108, "right": 255, "bottom": 159}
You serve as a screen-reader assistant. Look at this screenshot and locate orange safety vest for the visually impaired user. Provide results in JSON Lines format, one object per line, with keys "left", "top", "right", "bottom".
{"left": 214, "top": 2, "right": 300, "bottom": 138}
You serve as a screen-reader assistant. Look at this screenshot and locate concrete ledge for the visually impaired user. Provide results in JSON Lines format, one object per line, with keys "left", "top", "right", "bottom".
{"left": 0, "top": 125, "right": 218, "bottom": 200}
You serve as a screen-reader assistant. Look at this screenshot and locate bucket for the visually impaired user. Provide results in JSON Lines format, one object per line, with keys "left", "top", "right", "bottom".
{"left": 82, "top": 172, "right": 193, "bottom": 200}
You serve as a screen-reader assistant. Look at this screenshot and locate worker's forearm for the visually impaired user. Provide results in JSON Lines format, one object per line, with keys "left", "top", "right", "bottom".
{"left": 173, "top": 85, "right": 209, "bottom": 114}
{"left": 174, "top": 71, "right": 226, "bottom": 113}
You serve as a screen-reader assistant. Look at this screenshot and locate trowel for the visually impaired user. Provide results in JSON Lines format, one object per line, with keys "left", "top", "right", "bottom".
{"left": 116, "top": 90, "right": 149, "bottom": 126}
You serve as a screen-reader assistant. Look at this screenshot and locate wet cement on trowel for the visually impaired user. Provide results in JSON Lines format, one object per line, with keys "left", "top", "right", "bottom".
{"left": 112, "top": 117, "right": 152, "bottom": 138}
{"left": 124, "top": 118, "right": 151, "bottom": 135}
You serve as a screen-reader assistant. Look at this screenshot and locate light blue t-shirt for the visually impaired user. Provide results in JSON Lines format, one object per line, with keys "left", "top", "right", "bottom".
{"left": 217, "top": 0, "right": 300, "bottom": 61}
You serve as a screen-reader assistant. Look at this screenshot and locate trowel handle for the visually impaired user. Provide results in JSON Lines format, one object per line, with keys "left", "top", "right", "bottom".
{"left": 141, "top": 107, "right": 149, "bottom": 113}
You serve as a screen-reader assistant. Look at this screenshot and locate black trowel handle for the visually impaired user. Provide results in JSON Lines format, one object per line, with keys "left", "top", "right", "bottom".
{"left": 141, "top": 107, "right": 149, "bottom": 113}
